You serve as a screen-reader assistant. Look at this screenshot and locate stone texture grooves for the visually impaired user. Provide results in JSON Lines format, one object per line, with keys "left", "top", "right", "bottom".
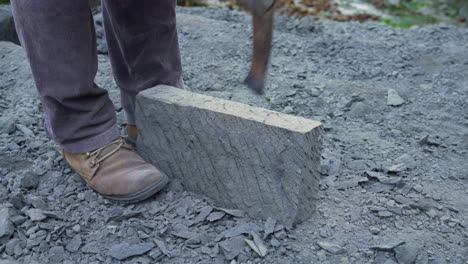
{"left": 136, "top": 85, "right": 323, "bottom": 225}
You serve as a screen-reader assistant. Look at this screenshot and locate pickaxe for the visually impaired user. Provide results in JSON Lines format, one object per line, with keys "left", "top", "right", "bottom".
{"left": 236, "top": 0, "right": 276, "bottom": 95}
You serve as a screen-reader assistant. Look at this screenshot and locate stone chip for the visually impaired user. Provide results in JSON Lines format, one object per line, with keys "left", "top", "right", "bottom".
{"left": 107, "top": 242, "right": 154, "bottom": 260}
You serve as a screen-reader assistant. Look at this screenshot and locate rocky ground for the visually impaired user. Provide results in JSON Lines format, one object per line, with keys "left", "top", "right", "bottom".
{"left": 0, "top": 5, "right": 467, "bottom": 264}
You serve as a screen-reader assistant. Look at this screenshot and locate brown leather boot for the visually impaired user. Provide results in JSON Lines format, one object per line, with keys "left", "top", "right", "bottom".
{"left": 63, "top": 137, "right": 168, "bottom": 203}
{"left": 127, "top": 124, "right": 138, "bottom": 142}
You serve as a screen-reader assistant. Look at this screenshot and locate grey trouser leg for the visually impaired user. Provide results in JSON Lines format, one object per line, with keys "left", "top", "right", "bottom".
{"left": 11, "top": 0, "right": 182, "bottom": 153}
{"left": 102, "top": 0, "right": 183, "bottom": 125}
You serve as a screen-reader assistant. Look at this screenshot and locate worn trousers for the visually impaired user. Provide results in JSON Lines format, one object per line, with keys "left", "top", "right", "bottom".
{"left": 11, "top": 0, "right": 183, "bottom": 153}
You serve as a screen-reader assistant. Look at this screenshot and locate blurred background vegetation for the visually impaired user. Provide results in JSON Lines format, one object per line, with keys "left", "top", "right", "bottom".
{"left": 1, "top": 0, "right": 466, "bottom": 28}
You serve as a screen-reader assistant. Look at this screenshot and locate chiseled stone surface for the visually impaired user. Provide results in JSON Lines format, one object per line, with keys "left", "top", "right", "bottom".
{"left": 136, "top": 85, "right": 323, "bottom": 225}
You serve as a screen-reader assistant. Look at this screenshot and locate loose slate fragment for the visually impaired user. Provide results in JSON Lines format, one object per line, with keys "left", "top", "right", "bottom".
{"left": 245, "top": 239, "right": 262, "bottom": 257}
{"left": 65, "top": 235, "right": 82, "bottom": 253}
{"left": 26, "top": 209, "right": 47, "bottom": 221}
{"left": 189, "top": 206, "right": 212, "bottom": 226}
{"left": 217, "top": 208, "right": 245, "bottom": 218}
{"left": 81, "top": 242, "right": 101, "bottom": 254}
{"left": 270, "top": 237, "right": 281, "bottom": 247}
{"left": 384, "top": 259, "right": 398, "bottom": 264}
{"left": 395, "top": 244, "right": 419, "bottom": 264}
{"left": 317, "top": 241, "right": 346, "bottom": 255}
{"left": 387, "top": 163, "right": 407, "bottom": 173}
{"left": 207, "top": 211, "right": 226, "bottom": 222}
{"left": 107, "top": 243, "right": 154, "bottom": 260}
{"left": 263, "top": 217, "right": 276, "bottom": 239}
{"left": 219, "top": 236, "right": 246, "bottom": 260}
{"left": 20, "top": 171, "right": 39, "bottom": 189}
{"left": 42, "top": 211, "right": 61, "bottom": 219}
{"left": 393, "top": 195, "right": 433, "bottom": 212}
{"left": 154, "top": 238, "right": 171, "bottom": 257}
{"left": 136, "top": 86, "right": 323, "bottom": 225}
{"left": 252, "top": 231, "right": 268, "bottom": 257}
{"left": 148, "top": 248, "right": 163, "bottom": 259}
{"left": 366, "top": 171, "right": 402, "bottom": 185}
{"left": 186, "top": 233, "right": 205, "bottom": 246}
{"left": 378, "top": 211, "right": 393, "bottom": 218}
{"left": 173, "top": 230, "right": 196, "bottom": 240}
{"left": 0, "top": 207, "right": 13, "bottom": 242}
{"left": 211, "top": 244, "right": 220, "bottom": 258}
{"left": 200, "top": 246, "right": 211, "bottom": 255}
{"left": 370, "top": 241, "right": 405, "bottom": 251}
{"left": 215, "top": 223, "right": 262, "bottom": 242}
{"left": 387, "top": 89, "right": 405, "bottom": 106}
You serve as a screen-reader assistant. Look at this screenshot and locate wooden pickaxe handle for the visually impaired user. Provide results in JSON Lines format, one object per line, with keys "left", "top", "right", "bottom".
{"left": 236, "top": 0, "right": 276, "bottom": 95}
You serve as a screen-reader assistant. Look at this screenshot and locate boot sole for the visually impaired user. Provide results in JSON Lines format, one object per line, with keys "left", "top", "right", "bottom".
{"left": 99, "top": 173, "right": 169, "bottom": 203}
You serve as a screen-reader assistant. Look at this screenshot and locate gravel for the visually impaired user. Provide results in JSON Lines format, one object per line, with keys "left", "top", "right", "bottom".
{"left": 0, "top": 4, "right": 467, "bottom": 264}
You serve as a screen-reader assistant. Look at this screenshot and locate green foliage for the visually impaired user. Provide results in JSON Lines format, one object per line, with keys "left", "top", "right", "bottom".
{"left": 370, "top": 0, "right": 466, "bottom": 28}
{"left": 176, "top": 0, "right": 208, "bottom": 7}
{"left": 379, "top": 15, "right": 436, "bottom": 28}
{"left": 0, "top": 0, "right": 10, "bottom": 4}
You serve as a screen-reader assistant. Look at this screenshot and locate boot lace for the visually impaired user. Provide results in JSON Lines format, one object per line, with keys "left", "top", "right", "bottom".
{"left": 85, "top": 138, "right": 124, "bottom": 168}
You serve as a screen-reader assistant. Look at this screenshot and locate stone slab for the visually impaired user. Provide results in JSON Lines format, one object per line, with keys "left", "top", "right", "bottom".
{"left": 136, "top": 85, "right": 323, "bottom": 225}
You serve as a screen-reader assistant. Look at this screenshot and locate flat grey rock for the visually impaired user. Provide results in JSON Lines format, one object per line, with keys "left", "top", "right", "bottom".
{"left": 0, "top": 117, "right": 16, "bottom": 134}
{"left": 387, "top": 89, "right": 405, "bottom": 106}
{"left": 395, "top": 244, "right": 419, "bottom": 264}
{"left": 49, "top": 246, "right": 66, "bottom": 263}
{"left": 107, "top": 242, "right": 154, "bottom": 260}
{"left": 20, "top": 171, "right": 39, "bottom": 189}
{"left": 65, "top": 235, "right": 82, "bottom": 253}
{"left": 370, "top": 241, "right": 405, "bottom": 251}
{"left": 206, "top": 211, "right": 226, "bottom": 222}
{"left": 215, "top": 223, "right": 262, "bottom": 241}
{"left": 189, "top": 206, "right": 212, "bottom": 226}
{"left": 136, "top": 85, "right": 323, "bottom": 225}
{"left": 263, "top": 217, "right": 276, "bottom": 239}
{"left": 81, "top": 242, "right": 101, "bottom": 254}
{"left": 316, "top": 241, "right": 346, "bottom": 254}
{"left": 219, "top": 236, "right": 246, "bottom": 260}
{"left": 0, "top": 207, "right": 14, "bottom": 240}
{"left": 154, "top": 238, "right": 171, "bottom": 257}
{"left": 25, "top": 209, "right": 47, "bottom": 222}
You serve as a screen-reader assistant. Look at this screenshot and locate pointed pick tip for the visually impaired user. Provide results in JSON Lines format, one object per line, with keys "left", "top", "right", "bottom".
{"left": 244, "top": 74, "right": 265, "bottom": 95}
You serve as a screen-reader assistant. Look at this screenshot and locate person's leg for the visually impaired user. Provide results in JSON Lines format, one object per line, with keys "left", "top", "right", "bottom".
{"left": 101, "top": 0, "right": 183, "bottom": 126}
{"left": 11, "top": 0, "right": 119, "bottom": 153}
{"left": 11, "top": 0, "right": 168, "bottom": 202}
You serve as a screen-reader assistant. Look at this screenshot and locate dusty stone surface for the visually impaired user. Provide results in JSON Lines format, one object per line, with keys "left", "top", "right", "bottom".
{"left": 136, "top": 85, "right": 322, "bottom": 226}
{"left": 0, "top": 5, "right": 467, "bottom": 264}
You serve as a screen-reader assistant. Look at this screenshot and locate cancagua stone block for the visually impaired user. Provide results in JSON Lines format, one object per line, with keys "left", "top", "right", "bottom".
{"left": 136, "top": 86, "right": 323, "bottom": 225}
